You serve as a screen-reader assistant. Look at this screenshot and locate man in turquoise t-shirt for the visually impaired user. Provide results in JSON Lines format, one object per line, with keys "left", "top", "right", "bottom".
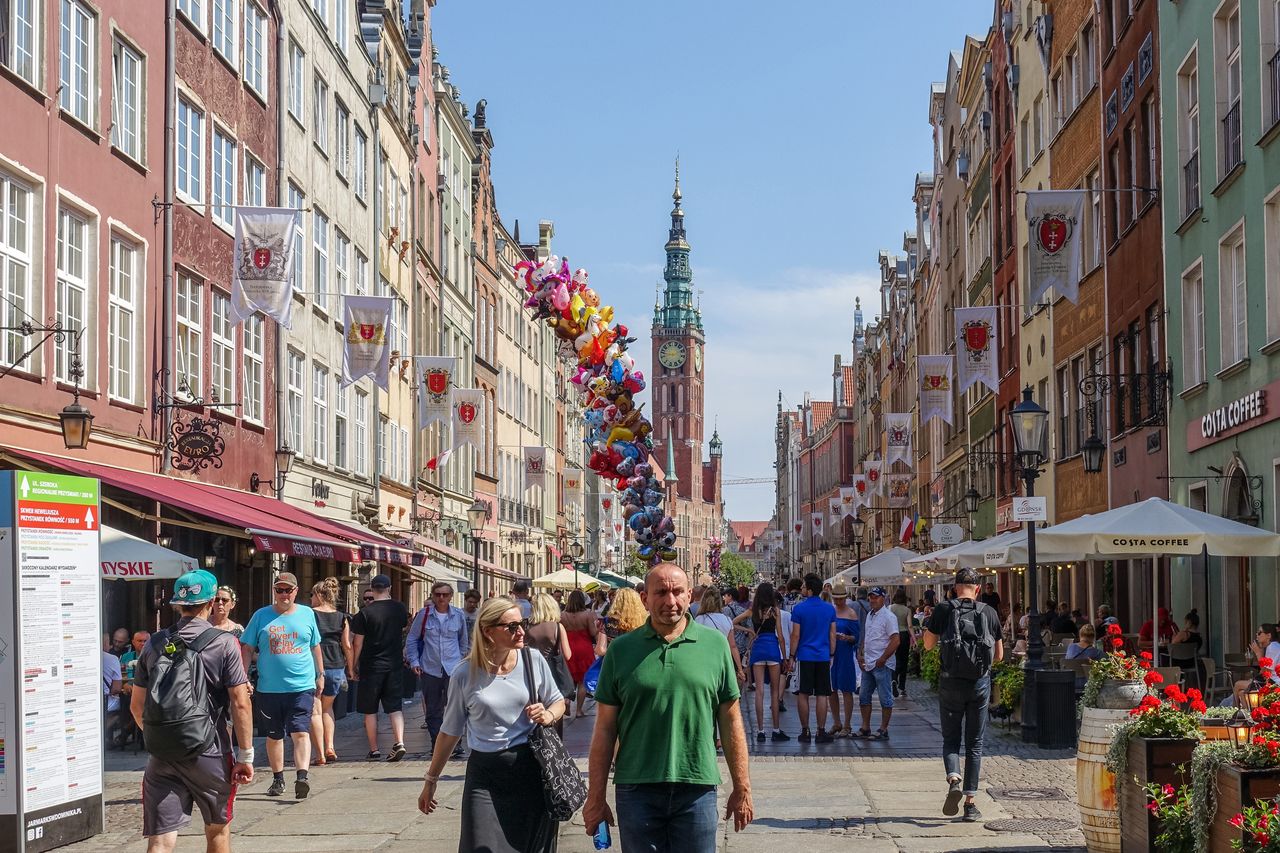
{"left": 240, "top": 572, "right": 323, "bottom": 799}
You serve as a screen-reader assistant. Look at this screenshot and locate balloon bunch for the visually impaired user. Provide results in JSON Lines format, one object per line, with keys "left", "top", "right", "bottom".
{"left": 515, "top": 256, "right": 677, "bottom": 565}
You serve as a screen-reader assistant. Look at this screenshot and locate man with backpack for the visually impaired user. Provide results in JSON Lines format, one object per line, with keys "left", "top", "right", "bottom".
{"left": 404, "top": 580, "right": 465, "bottom": 759}
{"left": 923, "top": 567, "right": 1004, "bottom": 822}
{"left": 130, "top": 569, "right": 254, "bottom": 852}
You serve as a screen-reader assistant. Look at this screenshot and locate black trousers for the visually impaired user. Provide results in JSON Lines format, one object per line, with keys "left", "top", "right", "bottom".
{"left": 460, "top": 743, "right": 558, "bottom": 853}
{"left": 895, "top": 631, "right": 911, "bottom": 691}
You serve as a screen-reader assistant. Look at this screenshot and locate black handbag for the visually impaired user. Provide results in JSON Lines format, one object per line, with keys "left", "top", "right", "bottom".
{"left": 545, "top": 626, "right": 577, "bottom": 701}
{"left": 521, "top": 648, "right": 587, "bottom": 821}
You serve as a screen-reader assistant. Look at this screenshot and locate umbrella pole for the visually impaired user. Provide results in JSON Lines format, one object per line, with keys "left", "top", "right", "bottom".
{"left": 1152, "top": 554, "right": 1159, "bottom": 667}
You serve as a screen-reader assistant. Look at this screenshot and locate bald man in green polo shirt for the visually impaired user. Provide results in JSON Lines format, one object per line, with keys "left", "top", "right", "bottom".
{"left": 584, "top": 563, "right": 753, "bottom": 851}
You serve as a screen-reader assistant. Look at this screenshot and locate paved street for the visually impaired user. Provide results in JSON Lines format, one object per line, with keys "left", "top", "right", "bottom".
{"left": 68, "top": 680, "right": 1086, "bottom": 852}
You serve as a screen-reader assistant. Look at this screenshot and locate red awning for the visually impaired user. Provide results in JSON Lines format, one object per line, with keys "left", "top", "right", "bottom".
{"left": 7, "top": 448, "right": 361, "bottom": 562}
{"left": 415, "top": 535, "right": 521, "bottom": 581}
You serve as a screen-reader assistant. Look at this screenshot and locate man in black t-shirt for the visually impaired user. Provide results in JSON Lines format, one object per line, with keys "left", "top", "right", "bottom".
{"left": 350, "top": 574, "right": 410, "bottom": 761}
{"left": 923, "top": 568, "right": 1003, "bottom": 823}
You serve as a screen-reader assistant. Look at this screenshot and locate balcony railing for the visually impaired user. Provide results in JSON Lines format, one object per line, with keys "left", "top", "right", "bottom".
{"left": 1183, "top": 152, "right": 1200, "bottom": 217}
{"left": 1270, "top": 48, "right": 1280, "bottom": 128}
{"left": 1222, "top": 100, "right": 1243, "bottom": 174}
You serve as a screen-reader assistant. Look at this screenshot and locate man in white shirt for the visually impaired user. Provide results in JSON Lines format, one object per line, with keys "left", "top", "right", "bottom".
{"left": 857, "top": 587, "right": 900, "bottom": 739}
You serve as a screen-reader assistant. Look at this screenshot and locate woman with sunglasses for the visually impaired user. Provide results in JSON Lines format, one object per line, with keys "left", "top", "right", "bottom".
{"left": 418, "top": 597, "right": 565, "bottom": 852}
{"left": 309, "top": 578, "right": 352, "bottom": 764}
{"left": 209, "top": 586, "right": 244, "bottom": 638}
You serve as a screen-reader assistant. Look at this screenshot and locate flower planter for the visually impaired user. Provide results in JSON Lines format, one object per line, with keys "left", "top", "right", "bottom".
{"left": 1096, "top": 679, "right": 1147, "bottom": 710}
{"left": 1199, "top": 720, "right": 1231, "bottom": 741}
{"left": 1080, "top": 706, "right": 1132, "bottom": 853}
{"left": 1207, "top": 763, "right": 1280, "bottom": 853}
{"left": 1117, "top": 736, "right": 1197, "bottom": 853}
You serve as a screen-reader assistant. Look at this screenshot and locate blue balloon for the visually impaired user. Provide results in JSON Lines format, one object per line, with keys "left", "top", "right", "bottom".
{"left": 610, "top": 360, "right": 625, "bottom": 382}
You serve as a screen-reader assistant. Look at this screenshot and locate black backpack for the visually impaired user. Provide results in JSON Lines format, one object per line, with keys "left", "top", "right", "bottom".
{"left": 142, "top": 627, "right": 223, "bottom": 762}
{"left": 939, "top": 600, "right": 995, "bottom": 680}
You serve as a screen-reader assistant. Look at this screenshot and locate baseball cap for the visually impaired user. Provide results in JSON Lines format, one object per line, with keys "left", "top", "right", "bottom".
{"left": 869, "top": 586, "right": 887, "bottom": 597}
{"left": 370, "top": 574, "right": 392, "bottom": 589}
{"left": 274, "top": 571, "right": 299, "bottom": 588}
{"left": 170, "top": 569, "right": 220, "bottom": 605}
{"left": 954, "top": 567, "right": 982, "bottom": 586}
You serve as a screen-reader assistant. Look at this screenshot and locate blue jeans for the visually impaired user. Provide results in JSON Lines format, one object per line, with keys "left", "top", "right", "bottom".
{"left": 858, "top": 665, "right": 895, "bottom": 708}
{"left": 938, "top": 674, "right": 990, "bottom": 795}
{"left": 616, "top": 782, "right": 718, "bottom": 853}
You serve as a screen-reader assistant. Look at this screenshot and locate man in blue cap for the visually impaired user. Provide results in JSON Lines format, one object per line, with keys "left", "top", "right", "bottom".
{"left": 130, "top": 569, "right": 254, "bottom": 852}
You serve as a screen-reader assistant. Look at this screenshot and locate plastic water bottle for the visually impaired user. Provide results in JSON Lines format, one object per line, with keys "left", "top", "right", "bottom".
{"left": 593, "top": 821, "right": 611, "bottom": 849}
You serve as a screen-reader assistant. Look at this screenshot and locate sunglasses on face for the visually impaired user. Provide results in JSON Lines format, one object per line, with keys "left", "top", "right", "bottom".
{"left": 214, "top": 597, "right": 233, "bottom": 604}
{"left": 494, "top": 620, "right": 528, "bottom": 636}
{"left": 363, "top": 596, "right": 374, "bottom": 603}
{"left": 433, "top": 591, "right": 453, "bottom": 598}
{"left": 274, "top": 587, "right": 296, "bottom": 594}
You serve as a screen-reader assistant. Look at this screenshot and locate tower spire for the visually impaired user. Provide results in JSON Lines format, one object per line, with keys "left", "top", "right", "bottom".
{"left": 660, "top": 156, "right": 695, "bottom": 329}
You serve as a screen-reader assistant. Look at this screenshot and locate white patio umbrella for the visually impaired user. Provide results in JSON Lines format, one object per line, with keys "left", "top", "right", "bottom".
{"left": 831, "top": 546, "right": 921, "bottom": 584}
{"left": 1035, "top": 497, "right": 1280, "bottom": 662}
{"left": 100, "top": 525, "right": 198, "bottom": 581}
{"left": 531, "top": 567, "right": 605, "bottom": 592}
{"left": 902, "top": 538, "right": 973, "bottom": 572}
{"left": 954, "top": 528, "right": 1081, "bottom": 569}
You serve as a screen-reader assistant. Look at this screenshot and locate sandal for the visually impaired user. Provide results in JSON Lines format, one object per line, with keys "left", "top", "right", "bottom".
{"left": 324, "top": 750, "right": 338, "bottom": 763}
{"left": 855, "top": 728, "right": 872, "bottom": 739}
{"left": 869, "top": 729, "right": 890, "bottom": 740}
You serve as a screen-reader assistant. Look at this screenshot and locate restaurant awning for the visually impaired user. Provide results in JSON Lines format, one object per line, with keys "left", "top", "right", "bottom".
{"left": 101, "top": 525, "right": 197, "bottom": 581}
{"left": 415, "top": 535, "right": 521, "bottom": 581}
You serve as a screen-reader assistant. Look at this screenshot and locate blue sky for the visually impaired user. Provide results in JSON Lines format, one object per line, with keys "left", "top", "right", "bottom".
{"left": 432, "top": 0, "right": 991, "bottom": 523}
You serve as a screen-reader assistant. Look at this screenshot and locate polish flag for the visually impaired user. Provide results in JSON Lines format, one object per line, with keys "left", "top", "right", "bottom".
{"left": 425, "top": 447, "right": 454, "bottom": 472}
{"left": 899, "top": 512, "right": 917, "bottom": 546}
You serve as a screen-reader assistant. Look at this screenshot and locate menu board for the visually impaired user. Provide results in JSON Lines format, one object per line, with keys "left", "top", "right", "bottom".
{"left": 0, "top": 471, "right": 103, "bottom": 852}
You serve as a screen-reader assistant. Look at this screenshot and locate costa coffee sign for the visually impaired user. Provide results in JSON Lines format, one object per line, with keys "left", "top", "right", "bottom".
{"left": 1187, "top": 379, "right": 1280, "bottom": 452}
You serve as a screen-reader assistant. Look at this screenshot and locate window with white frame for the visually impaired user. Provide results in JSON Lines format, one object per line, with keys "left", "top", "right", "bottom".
{"left": 243, "top": 2, "right": 266, "bottom": 95}
{"left": 1144, "top": 95, "right": 1158, "bottom": 206}
{"left": 1182, "top": 262, "right": 1206, "bottom": 387}
{"left": 177, "top": 97, "right": 204, "bottom": 202}
{"left": 287, "top": 182, "right": 304, "bottom": 292}
{"left": 2, "top": 0, "right": 40, "bottom": 85}
{"left": 1220, "top": 227, "right": 1248, "bottom": 368}
{"left": 399, "top": 425, "right": 409, "bottom": 483}
{"left": 311, "top": 0, "right": 326, "bottom": 27}
{"left": 378, "top": 414, "right": 389, "bottom": 475}
{"left": 1216, "top": 2, "right": 1243, "bottom": 174}
{"left": 111, "top": 38, "right": 144, "bottom": 161}
{"left": 396, "top": 295, "right": 408, "bottom": 359}
{"left": 176, "top": 273, "right": 203, "bottom": 397}
{"left": 242, "top": 313, "right": 263, "bottom": 422}
{"left": 107, "top": 237, "right": 138, "bottom": 402}
{"left": 334, "top": 383, "right": 347, "bottom": 469}
{"left": 210, "top": 290, "right": 235, "bottom": 404}
{"left": 1033, "top": 93, "right": 1045, "bottom": 154}
{"left": 312, "top": 363, "right": 328, "bottom": 462}
{"left": 354, "top": 249, "right": 368, "bottom": 294}
{"left": 313, "top": 208, "right": 328, "bottom": 307}
{"left": 312, "top": 75, "right": 329, "bottom": 153}
{"left": 244, "top": 153, "right": 266, "bottom": 206}
{"left": 211, "top": 128, "right": 236, "bottom": 229}
{"left": 353, "top": 126, "right": 367, "bottom": 199}
{"left": 1265, "top": 0, "right": 1280, "bottom": 126}
{"left": 288, "top": 41, "right": 304, "bottom": 121}
{"left": 55, "top": 208, "right": 89, "bottom": 384}
{"left": 1064, "top": 48, "right": 1079, "bottom": 116}
{"left": 1081, "top": 22, "right": 1097, "bottom": 91}
{"left": 177, "top": 0, "right": 204, "bottom": 31}
{"left": 211, "top": 0, "right": 236, "bottom": 66}
{"left": 354, "top": 388, "right": 368, "bottom": 476}
{"left": 1179, "top": 51, "right": 1200, "bottom": 216}
{"left": 1269, "top": 192, "right": 1280, "bottom": 342}
{"left": 0, "top": 172, "right": 33, "bottom": 368}
{"left": 333, "top": 0, "right": 347, "bottom": 52}
{"left": 60, "top": 0, "right": 95, "bottom": 125}
{"left": 1088, "top": 169, "right": 1102, "bottom": 270}
{"left": 335, "top": 101, "right": 350, "bottom": 178}
{"left": 334, "top": 229, "right": 349, "bottom": 294}
{"left": 287, "top": 350, "right": 304, "bottom": 452}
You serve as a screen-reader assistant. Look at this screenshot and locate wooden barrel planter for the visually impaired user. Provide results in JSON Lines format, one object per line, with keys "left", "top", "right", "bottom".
{"left": 1117, "top": 737, "right": 1197, "bottom": 853}
{"left": 1208, "top": 764, "right": 1280, "bottom": 853}
{"left": 1079, "top": 707, "right": 1131, "bottom": 853}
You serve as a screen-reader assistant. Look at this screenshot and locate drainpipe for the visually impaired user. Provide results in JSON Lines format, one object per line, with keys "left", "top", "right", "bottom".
{"left": 371, "top": 97, "right": 382, "bottom": 513}
{"left": 272, "top": 0, "right": 286, "bottom": 500}
{"left": 161, "top": 0, "right": 176, "bottom": 473}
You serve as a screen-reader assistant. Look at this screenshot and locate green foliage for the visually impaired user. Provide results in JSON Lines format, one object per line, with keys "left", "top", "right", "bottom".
{"left": 718, "top": 552, "right": 757, "bottom": 588}
{"left": 1202, "top": 705, "right": 1240, "bottom": 720}
{"left": 1142, "top": 782, "right": 1196, "bottom": 853}
{"left": 992, "top": 661, "right": 1024, "bottom": 713}
{"left": 1104, "top": 710, "right": 1201, "bottom": 776}
{"left": 920, "top": 647, "right": 941, "bottom": 690}
{"left": 1191, "top": 740, "right": 1238, "bottom": 853}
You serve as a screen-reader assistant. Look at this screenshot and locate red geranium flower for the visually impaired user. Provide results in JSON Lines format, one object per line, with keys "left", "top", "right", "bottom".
{"left": 1144, "top": 671, "right": 1164, "bottom": 687}
{"left": 1106, "top": 623, "right": 1122, "bottom": 636}
{"left": 1231, "top": 814, "right": 1246, "bottom": 829}
{"left": 1139, "top": 651, "right": 1153, "bottom": 661}
{"left": 1111, "top": 637, "right": 1125, "bottom": 649}
{"left": 1260, "top": 657, "right": 1274, "bottom": 668}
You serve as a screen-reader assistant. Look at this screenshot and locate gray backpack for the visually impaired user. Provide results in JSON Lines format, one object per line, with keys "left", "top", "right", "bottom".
{"left": 141, "top": 628, "right": 222, "bottom": 761}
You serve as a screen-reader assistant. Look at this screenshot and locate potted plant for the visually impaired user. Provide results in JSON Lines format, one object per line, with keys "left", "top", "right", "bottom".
{"left": 991, "top": 660, "right": 1024, "bottom": 723}
{"left": 919, "top": 646, "right": 940, "bottom": 691}
{"left": 1227, "top": 799, "right": 1280, "bottom": 852}
{"left": 1082, "top": 624, "right": 1151, "bottom": 710}
{"left": 1108, "top": 676, "right": 1206, "bottom": 852}
{"left": 1142, "top": 782, "right": 1195, "bottom": 853}
{"left": 1204, "top": 706, "right": 1243, "bottom": 741}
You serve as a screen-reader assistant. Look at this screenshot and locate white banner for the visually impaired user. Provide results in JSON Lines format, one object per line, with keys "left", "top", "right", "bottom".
{"left": 886, "top": 473, "right": 913, "bottom": 509}
{"left": 451, "top": 389, "right": 485, "bottom": 450}
{"left": 851, "top": 474, "right": 869, "bottom": 508}
{"left": 1026, "top": 190, "right": 1086, "bottom": 304}
{"left": 341, "top": 296, "right": 394, "bottom": 391}
{"left": 829, "top": 497, "right": 843, "bottom": 524}
{"left": 523, "top": 446, "right": 547, "bottom": 492}
{"left": 884, "top": 413, "right": 913, "bottom": 468}
{"left": 918, "top": 355, "right": 954, "bottom": 425}
{"left": 839, "top": 487, "right": 858, "bottom": 517}
{"left": 231, "top": 207, "right": 299, "bottom": 328}
{"left": 564, "top": 472, "right": 584, "bottom": 511}
{"left": 955, "top": 306, "right": 998, "bottom": 394}
{"left": 415, "top": 356, "right": 456, "bottom": 429}
{"left": 810, "top": 512, "right": 824, "bottom": 537}
{"left": 863, "top": 459, "right": 884, "bottom": 496}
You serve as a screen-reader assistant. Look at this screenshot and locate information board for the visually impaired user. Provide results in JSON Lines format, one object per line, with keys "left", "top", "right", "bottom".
{"left": 0, "top": 470, "right": 103, "bottom": 852}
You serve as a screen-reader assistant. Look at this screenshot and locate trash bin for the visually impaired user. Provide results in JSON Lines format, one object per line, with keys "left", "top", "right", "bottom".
{"left": 1035, "top": 669, "right": 1078, "bottom": 749}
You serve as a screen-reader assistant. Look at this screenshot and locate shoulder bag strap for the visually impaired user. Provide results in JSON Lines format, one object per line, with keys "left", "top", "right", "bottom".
{"left": 520, "top": 647, "right": 539, "bottom": 706}
{"left": 187, "top": 627, "right": 223, "bottom": 652}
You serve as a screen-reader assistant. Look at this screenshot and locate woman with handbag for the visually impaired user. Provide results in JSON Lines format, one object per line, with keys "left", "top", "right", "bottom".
{"left": 418, "top": 597, "right": 567, "bottom": 852}
{"left": 527, "top": 593, "right": 575, "bottom": 737}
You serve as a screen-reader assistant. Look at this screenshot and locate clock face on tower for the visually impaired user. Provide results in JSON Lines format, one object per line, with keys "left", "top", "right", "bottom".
{"left": 693, "top": 344, "right": 703, "bottom": 373}
{"left": 658, "top": 340, "right": 687, "bottom": 369}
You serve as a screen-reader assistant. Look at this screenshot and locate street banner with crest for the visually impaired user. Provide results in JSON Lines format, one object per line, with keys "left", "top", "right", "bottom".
{"left": 231, "top": 207, "right": 299, "bottom": 327}
{"left": 415, "top": 356, "right": 456, "bottom": 429}
{"left": 810, "top": 512, "right": 824, "bottom": 538}
{"left": 840, "top": 486, "right": 858, "bottom": 516}
{"left": 450, "top": 388, "right": 485, "bottom": 450}
{"left": 886, "top": 473, "right": 913, "bottom": 508}
{"left": 829, "top": 497, "right": 843, "bottom": 524}
{"left": 523, "top": 446, "right": 547, "bottom": 492}
{"left": 954, "top": 306, "right": 998, "bottom": 394}
{"left": 1026, "top": 190, "right": 1086, "bottom": 304}
{"left": 341, "top": 296, "right": 394, "bottom": 390}
{"left": 918, "top": 355, "right": 954, "bottom": 425}
{"left": 851, "top": 474, "right": 869, "bottom": 509}
{"left": 863, "top": 459, "right": 885, "bottom": 496}
{"left": 564, "top": 473, "right": 583, "bottom": 511}
{"left": 884, "top": 413, "right": 913, "bottom": 468}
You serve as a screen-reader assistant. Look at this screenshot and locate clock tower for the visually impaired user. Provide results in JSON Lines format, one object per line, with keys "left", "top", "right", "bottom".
{"left": 651, "top": 160, "right": 708, "bottom": 510}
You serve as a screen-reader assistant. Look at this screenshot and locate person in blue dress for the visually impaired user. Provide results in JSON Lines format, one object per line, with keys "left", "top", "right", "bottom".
{"left": 829, "top": 582, "right": 861, "bottom": 738}
{"left": 733, "top": 582, "right": 790, "bottom": 742}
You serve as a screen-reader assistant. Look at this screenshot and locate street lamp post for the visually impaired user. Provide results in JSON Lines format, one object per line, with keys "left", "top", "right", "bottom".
{"left": 467, "top": 499, "right": 487, "bottom": 596}
{"left": 1009, "top": 386, "right": 1049, "bottom": 744}
{"left": 852, "top": 515, "right": 865, "bottom": 586}
{"left": 569, "top": 540, "right": 585, "bottom": 590}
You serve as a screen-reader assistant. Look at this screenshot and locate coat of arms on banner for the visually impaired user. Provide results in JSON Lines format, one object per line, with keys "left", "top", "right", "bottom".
{"left": 1025, "top": 190, "right": 1086, "bottom": 304}
{"left": 794, "top": 522, "right": 802, "bottom": 534}
{"left": 864, "top": 460, "right": 884, "bottom": 496}
{"left": 887, "top": 474, "right": 912, "bottom": 508}
{"left": 884, "top": 413, "right": 914, "bottom": 469}
{"left": 231, "top": 207, "right": 299, "bottom": 327}
{"left": 415, "top": 357, "right": 456, "bottom": 429}
{"left": 840, "top": 487, "right": 857, "bottom": 515}
{"left": 962, "top": 318, "right": 991, "bottom": 360}
{"left": 954, "top": 306, "right": 999, "bottom": 394}
{"left": 450, "top": 389, "right": 485, "bottom": 450}
{"left": 341, "top": 295, "right": 394, "bottom": 390}
{"left": 424, "top": 368, "right": 449, "bottom": 401}
{"left": 1036, "top": 213, "right": 1073, "bottom": 256}
{"left": 829, "top": 498, "right": 843, "bottom": 522}
{"left": 347, "top": 322, "right": 386, "bottom": 346}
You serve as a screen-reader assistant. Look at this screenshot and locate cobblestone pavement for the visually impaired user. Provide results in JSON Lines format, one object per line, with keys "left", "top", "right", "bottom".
{"left": 64, "top": 676, "right": 1087, "bottom": 852}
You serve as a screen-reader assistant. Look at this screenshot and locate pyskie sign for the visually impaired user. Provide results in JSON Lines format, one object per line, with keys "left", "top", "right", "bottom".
{"left": 1186, "top": 379, "right": 1280, "bottom": 452}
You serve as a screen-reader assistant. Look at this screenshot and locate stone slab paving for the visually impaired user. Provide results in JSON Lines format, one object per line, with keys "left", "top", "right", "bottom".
{"left": 62, "top": 677, "right": 1086, "bottom": 852}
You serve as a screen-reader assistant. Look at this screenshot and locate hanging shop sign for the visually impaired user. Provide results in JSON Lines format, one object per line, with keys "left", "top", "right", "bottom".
{"left": 1186, "top": 380, "right": 1280, "bottom": 452}
{"left": 168, "top": 416, "right": 226, "bottom": 472}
